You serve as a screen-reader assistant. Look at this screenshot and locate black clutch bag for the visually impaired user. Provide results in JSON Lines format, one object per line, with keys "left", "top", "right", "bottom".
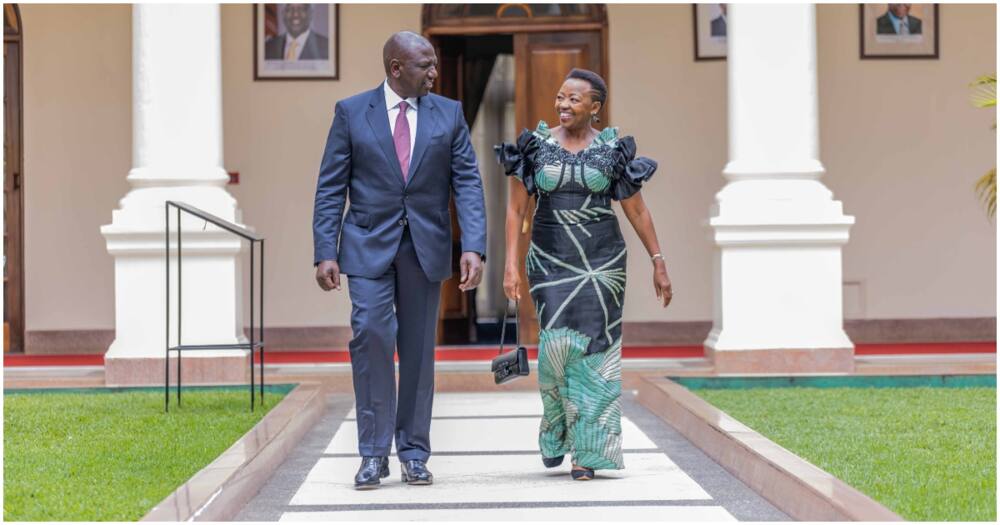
{"left": 492, "top": 300, "right": 530, "bottom": 384}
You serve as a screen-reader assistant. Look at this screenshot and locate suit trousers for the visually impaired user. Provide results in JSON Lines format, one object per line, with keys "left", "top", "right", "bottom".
{"left": 346, "top": 228, "right": 441, "bottom": 462}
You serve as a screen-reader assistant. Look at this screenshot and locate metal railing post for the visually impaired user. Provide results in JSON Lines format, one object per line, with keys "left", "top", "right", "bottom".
{"left": 163, "top": 201, "right": 266, "bottom": 412}
{"left": 250, "top": 241, "right": 255, "bottom": 412}
{"left": 177, "top": 206, "right": 182, "bottom": 407}
{"left": 260, "top": 239, "right": 265, "bottom": 405}
{"left": 165, "top": 204, "right": 170, "bottom": 413}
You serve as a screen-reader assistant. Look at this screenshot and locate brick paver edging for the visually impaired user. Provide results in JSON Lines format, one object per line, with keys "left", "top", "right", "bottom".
{"left": 635, "top": 375, "right": 904, "bottom": 521}
{"left": 141, "top": 382, "right": 327, "bottom": 521}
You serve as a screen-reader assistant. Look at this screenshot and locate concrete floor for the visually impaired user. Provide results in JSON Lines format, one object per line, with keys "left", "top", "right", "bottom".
{"left": 236, "top": 391, "right": 789, "bottom": 522}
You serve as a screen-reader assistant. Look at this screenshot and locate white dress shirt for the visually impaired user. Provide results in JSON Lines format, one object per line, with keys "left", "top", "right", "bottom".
{"left": 284, "top": 29, "right": 311, "bottom": 61}
{"left": 384, "top": 80, "right": 418, "bottom": 158}
{"left": 887, "top": 11, "right": 911, "bottom": 35}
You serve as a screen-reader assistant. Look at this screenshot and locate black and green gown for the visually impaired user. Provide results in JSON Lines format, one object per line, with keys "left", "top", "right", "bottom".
{"left": 496, "top": 121, "right": 657, "bottom": 469}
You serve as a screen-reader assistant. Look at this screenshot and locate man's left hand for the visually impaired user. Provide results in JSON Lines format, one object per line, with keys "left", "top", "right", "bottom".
{"left": 458, "top": 252, "right": 484, "bottom": 291}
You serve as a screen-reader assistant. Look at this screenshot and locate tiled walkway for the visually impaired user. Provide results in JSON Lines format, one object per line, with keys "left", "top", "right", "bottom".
{"left": 237, "top": 392, "right": 789, "bottom": 521}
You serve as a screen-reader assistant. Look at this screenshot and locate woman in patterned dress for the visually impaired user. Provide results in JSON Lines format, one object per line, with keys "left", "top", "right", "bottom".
{"left": 496, "top": 69, "right": 673, "bottom": 481}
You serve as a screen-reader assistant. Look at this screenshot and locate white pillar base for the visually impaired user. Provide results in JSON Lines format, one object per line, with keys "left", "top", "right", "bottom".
{"left": 102, "top": 185, "right": 250, "bottom": 386}
{"left": 104, "top": 354, "right": 251, "bottom": 388}
{"left": 705, "top": 180, "right": 855, "bottom": 374}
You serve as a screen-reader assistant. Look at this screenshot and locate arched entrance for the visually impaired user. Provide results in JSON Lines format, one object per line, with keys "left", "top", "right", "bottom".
{"left": 4, "top": 4, "right": 24, "bottom": 353}
{"left": 424, "top": 4, "right": 609, "bottom": 345}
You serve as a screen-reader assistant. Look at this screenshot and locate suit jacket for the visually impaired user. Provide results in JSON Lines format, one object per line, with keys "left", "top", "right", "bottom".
{"left": 313, "top": 84, "right": 487, "bottom": 282}
{"left": 710, "top": 15, "right": 727, "bottom": 37}
{"left": 876, "top": 13, "right": 922, "bottom": 35}
{"left": 264, "top": 31, "right": 329, "bottom": 60}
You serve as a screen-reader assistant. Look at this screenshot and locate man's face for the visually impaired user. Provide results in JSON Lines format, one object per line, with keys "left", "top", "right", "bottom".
{"left": 888, "top": 4, "right": 911, "bottom": 18}
{"left": 283, "top": 4, "right": 312, "bottom": 37}
{"left": 391, "top": 43, "right": 438, "bottom": 98}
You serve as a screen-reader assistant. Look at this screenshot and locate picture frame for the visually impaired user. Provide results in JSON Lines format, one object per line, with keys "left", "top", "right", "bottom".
{"left": 693, "top": 3, "right": 727, "bottom": 61}
{"left": 860, "top": 4, "right": 939, "bottom": 59}
{"left": 254, "top": 4, "right": 340, "bottom": 80}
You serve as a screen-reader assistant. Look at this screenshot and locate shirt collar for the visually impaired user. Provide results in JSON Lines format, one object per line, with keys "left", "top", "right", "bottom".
{"left": 286, "top": 29, "right": 311, "bottom": 46}
{"left": 384, "top": 80, "right": 418, "bottom": 111}
{"left": 887, "top": 11, "right": 906, "bottom": 24}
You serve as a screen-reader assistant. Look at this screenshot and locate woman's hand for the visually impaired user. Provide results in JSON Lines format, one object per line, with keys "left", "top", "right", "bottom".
{"left": 654, "top": 260, "right": 672, "bottom": 308}
{"left": 620, "top": 193, "right": 671, "bottom": 308}
{"left": 503, "top": 178, "right": 530, "bottom": 303}
{"left": 503, "top": 265, "right": 522, "bottom": 301}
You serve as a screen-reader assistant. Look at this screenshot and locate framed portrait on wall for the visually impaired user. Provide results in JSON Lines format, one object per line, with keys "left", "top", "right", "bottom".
{"left": 254, "top": 4, "right": 340, "bottom": 80}
{"left": 693, "top": 3, "right": 727, "bottom": 61}
{"left": 860, "top": 4, "right": 939, "bottom": 59}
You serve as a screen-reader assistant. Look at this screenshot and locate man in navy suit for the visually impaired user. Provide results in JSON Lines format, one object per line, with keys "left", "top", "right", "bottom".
{"left": 876, "top": 4, "right": 922, "bottom": 35}
{"left": 313, "top": 31, "right": 486, "bottom": 490}
{"left": 264, "top": 4, "right": 329, "bottom": 60}
{"left": 710, "top": 4, "right": 727, "bottom": 37}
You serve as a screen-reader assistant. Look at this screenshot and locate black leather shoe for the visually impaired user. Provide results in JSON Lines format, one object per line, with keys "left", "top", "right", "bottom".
{"left": 354, "top": 456, "right": 389, "bottom": 490}
{"left": 571, "top": 466, "right": 595, "bottom": 481}
{"left": 400, "top": 459, "right": 434, "bottom": 485}
{"left": 542, "top": 455, "right": 564, "bottom": 468}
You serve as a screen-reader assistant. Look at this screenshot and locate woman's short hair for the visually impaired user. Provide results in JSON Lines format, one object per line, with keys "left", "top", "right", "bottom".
{"left": 565, "top": 68, "right": 608, "bottom": 105}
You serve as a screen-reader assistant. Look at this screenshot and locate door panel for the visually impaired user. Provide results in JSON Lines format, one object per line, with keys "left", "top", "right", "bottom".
{"left": 515, "top": 32, "right": 602, "bottom": 131}
{"left": 431, "top": 36, "right": 475, "bottom": 344}
{"left": 513, "top": 31, "right": 605, "bottom": 344}
{"left": 428, "top": 30, "right": 607, "bottom": 346}
{"left": 4, "top": 38, "right": 24, "bottom": 353}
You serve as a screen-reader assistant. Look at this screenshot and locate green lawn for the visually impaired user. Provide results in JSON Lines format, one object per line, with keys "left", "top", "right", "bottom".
{"left": 693, "top": 385, "right": 996, "bottom": 521}
{"left": 4, "top": 388, "right": 287, "bottom": 521}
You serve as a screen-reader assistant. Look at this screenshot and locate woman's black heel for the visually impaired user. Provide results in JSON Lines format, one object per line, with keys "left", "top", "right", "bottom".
{"left": 542, "top": 455, "right": 564, "bottom": 468}
{"left": 571, "top": 466, "right": 594, "bottom": 481}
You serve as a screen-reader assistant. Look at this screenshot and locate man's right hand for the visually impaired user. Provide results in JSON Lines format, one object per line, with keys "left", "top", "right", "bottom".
{"left": 316, "top": 260, "right": 341, "bottom": 291}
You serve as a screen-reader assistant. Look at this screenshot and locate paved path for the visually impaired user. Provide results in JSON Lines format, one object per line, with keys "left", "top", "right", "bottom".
{"left": 237, "top": 391, "right": 789, "bottom": 521}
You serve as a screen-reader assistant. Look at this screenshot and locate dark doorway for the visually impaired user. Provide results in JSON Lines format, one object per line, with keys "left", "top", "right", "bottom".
{"left": 425, "top": 4, "right": 609, "bottom": 346}
{"left": 433, "top": 34, "right": 514, "bottom": 345}
{"left": 4, "top": 4, "right": 24, "bottom": 353}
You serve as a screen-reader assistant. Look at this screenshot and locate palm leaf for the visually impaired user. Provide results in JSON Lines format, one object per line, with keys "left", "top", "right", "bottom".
{"left": 970, "top": 74, "right": 997, "bottom": 218}
{"left": 969, "top": 74, "right": 997, "bottom": 109}
{"left": 975, "top": 168, "right": 996, "bottom": 218}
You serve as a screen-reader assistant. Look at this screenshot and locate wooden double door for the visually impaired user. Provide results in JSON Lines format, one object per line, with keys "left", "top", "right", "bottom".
{"left": 4, "top": 5, "right": 23, "bottom": 353}
{"left": 430, "top": 25, "right": 608, "bottom": 345}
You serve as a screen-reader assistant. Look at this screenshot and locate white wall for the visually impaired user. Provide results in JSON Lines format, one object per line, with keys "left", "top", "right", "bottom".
{"left": 19, "top": 4, "right": 995, "bottom": 338}
{"left": 817, "top": 3, "right": 997, "bottom": 319}
{"left": 608, "top": 4, "right": 729, "bottom": 322}
{"left": 21, "top": 4, "right": 131, "bottom": 330}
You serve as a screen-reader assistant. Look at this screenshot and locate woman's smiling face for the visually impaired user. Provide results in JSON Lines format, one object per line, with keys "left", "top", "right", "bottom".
{"left": 554, "top": 78, "right": 601, "bottom": 129}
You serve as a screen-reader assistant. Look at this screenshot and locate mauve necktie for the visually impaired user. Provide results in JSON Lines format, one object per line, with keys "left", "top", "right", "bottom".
{"left": 393, "top": 101, "right": 411, "bottom": 182}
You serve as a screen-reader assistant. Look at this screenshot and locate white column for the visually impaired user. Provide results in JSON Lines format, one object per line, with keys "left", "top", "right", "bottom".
{"left": 101, "top": 4, "right": 248, "bottom": 386}
{"left": 705, "top": 4, "right": 856, "bottom": 373}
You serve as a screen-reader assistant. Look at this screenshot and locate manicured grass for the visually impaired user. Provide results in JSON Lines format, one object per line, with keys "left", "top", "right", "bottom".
{"left": 693, "top": 386, "right": 996, "bottom": 521}
{"left": 4, "top": 388, "right": 286, "bottom": 521}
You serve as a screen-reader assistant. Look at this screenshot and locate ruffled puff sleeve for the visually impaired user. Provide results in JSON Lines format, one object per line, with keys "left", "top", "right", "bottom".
{"left": 610, "top": 136, "right": 658, "bottom": 201}
{"left": 494, "top": 130, "right": 541, "bottom": 196}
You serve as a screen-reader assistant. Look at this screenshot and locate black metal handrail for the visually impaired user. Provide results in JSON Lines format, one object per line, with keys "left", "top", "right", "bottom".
{"left": 165, "top": 201, "right": 265, "bottom": 412}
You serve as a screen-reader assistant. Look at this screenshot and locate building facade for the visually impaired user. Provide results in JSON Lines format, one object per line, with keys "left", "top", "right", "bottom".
{"left": 6, "top": 4, "right": 996, "bottom": 366}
